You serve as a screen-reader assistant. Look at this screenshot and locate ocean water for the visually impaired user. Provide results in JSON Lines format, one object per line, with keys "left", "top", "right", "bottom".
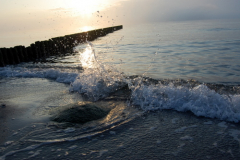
{"left": 1, "top": 19, "right": 240, "bottom": 159}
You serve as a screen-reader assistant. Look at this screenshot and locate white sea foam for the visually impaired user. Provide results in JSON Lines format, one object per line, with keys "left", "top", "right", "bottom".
{"left": 70, "top": 43, "right": 126, "bottom": 101}
{"left": 69, "top": 67, "right": 125, "bottom": 101}
{"left": 130, "top": 81, "right": 240, "bottom": 122}
{"left": 0, "top": 67, "right": 78, "bottom": 84}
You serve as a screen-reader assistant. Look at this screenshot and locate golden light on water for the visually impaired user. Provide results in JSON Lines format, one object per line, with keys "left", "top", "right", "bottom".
{"left": 80, "top": 44, "right": 96, "bottom": 68}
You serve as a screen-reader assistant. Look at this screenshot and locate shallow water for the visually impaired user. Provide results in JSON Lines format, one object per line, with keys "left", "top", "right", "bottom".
{"left": 1, "top": 19, "right": 240, "bottom": 159}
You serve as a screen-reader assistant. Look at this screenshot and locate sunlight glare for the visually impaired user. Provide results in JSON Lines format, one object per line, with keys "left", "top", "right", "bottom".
{"left": 80, "top": 44, "right": 97, "bottom": 68}
{"left": 81, "top": 26, "right": 94, "bottom": 32}
{"left": 68, "top": 0, "right": 108, "bottom": 16}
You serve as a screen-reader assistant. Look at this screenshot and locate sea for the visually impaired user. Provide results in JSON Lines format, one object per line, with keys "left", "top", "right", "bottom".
{"left": 1, "top": 19, "right": 240, "bottom": 159}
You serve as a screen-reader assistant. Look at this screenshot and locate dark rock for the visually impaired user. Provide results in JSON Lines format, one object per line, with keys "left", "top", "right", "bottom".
{"left": 51, "top": 103, "right": 109, "bottom": 124}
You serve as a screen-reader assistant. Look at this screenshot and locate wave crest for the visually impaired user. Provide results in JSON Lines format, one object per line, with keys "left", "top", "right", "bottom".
{"left": 130, "top": 79, "right": 240, "bottom": 122}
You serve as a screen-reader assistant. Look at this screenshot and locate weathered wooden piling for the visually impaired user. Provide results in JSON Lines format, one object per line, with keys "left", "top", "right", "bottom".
{"left": 12, "top": 47, "right": 21, "bottom": 64}
{"left": 26, "top": 46, "right": 32, "bottom": 61}
{"left": 0, "top": 25, "right": 123, "bottom": 66}
{"left": 22, "top": 46, "right": 29, "bottom": 62}
{"left": 1, "top": 48, "right": 9, "bottom": 65}
{"left": 6, "top": 48, "right": 14, "bottom": 65}
{"left": 0, "top": 49, "right": 4, "bottom": 67}
{"left": 30, "top": 44, "right": 38, "bottom": 62}
{"left": 14, "top": 46, "right": 24, "bottom": 62}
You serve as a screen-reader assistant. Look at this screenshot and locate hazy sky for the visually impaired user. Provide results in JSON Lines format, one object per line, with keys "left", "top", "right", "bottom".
{"left": 1, "top": 0, "right": 240, "bottom": 47}
{"left": 112, "top": 0, "right": 240, "bottom": 23}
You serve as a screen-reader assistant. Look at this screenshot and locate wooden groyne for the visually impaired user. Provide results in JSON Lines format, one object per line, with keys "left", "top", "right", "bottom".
{"left": 0, "top": 25, "right": 123, "bottom": 67}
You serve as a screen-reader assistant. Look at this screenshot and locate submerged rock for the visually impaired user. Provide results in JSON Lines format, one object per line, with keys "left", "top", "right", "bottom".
{"left": 51, "top": 103, "right": 109, "bottom": 124}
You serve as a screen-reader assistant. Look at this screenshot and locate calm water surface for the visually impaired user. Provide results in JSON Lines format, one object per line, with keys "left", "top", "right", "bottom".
{"left": 93, "top": 19, "right": 240, "bottom": 84}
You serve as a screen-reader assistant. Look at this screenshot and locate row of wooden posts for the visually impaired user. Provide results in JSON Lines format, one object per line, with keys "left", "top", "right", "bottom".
{"left": 0, "top": 25, "right": 123, "bottom": 67}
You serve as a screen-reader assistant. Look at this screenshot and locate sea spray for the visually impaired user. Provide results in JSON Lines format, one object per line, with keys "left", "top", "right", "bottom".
{"left": 78, "top": 42, "right": 98, "bottom": 69}
{"left": 70, "top": 43, "right": 127, "bottom": 101}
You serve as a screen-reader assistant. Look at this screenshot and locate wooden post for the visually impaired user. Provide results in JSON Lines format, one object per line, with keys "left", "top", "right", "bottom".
{"left": 30, "top": 44, "right": 38, "bottom": 62}
{"left": 0, "top": 49, "right": 5, "bottom": 67}
{"left": 12, "top": 47, "right": 20, "bottom": 64}
{"left": 14, "top": 46, "right": 24, "bottom": 62}
{"left": 0, "top": 25, "right": 123, "bottom": 66}
{"left": 1, "top": 48, "right": 9, "bottom": 65}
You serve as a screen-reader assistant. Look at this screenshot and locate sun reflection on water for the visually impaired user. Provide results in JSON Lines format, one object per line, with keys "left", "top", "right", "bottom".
{"left": 79, "top": 43, "right": 97, "bottom": 68}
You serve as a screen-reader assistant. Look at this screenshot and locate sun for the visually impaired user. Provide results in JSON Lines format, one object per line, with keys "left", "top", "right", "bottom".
{"left": 68, "top": 0, "right": 107, "bottom": 16}
{"left": 81, "top": 26, "right": 94, "bottom": 32}
{"left": 54, "top": 0, "right": 121, "bottom": 17}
